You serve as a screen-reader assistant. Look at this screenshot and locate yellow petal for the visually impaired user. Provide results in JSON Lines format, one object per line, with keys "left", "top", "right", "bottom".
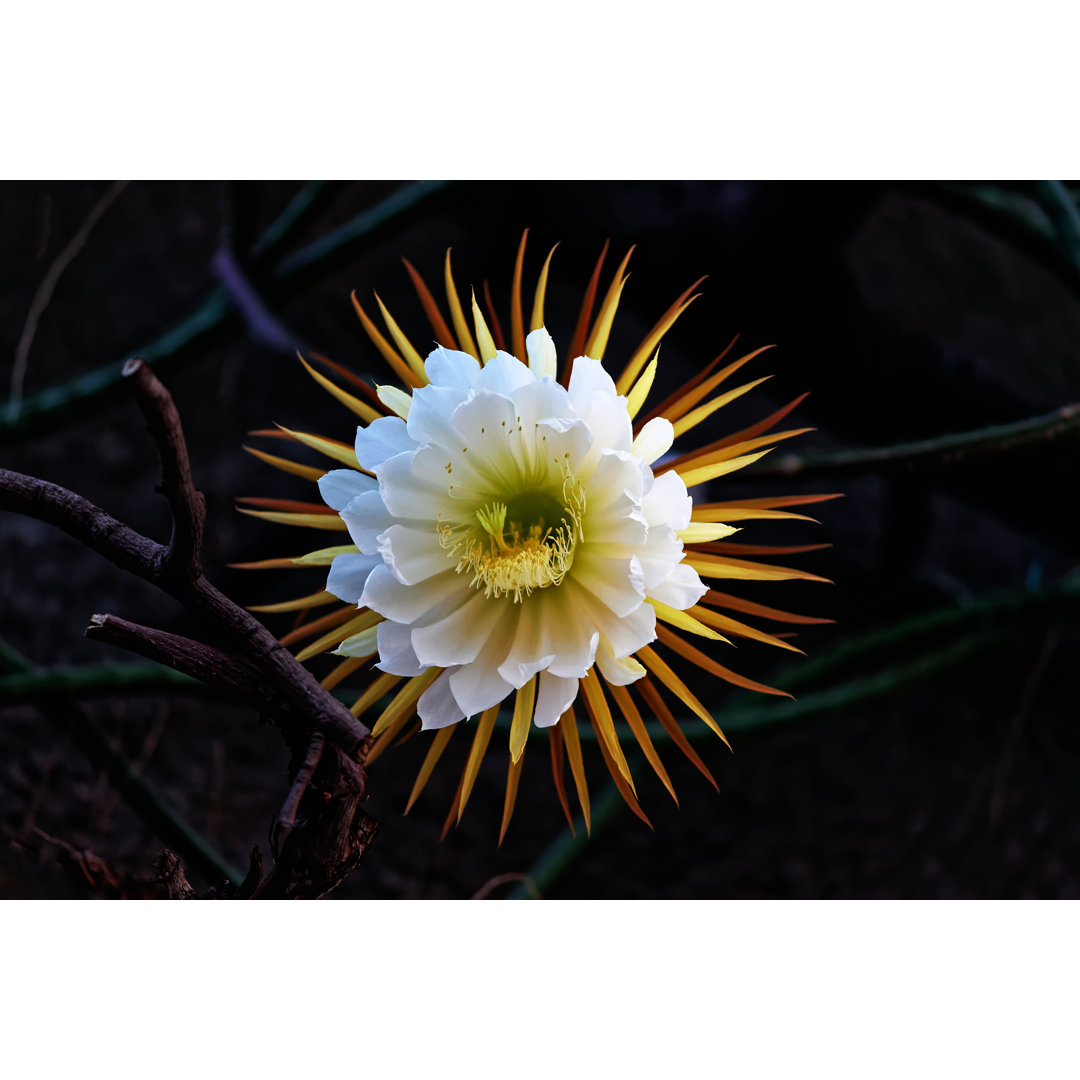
{"left": 243, "top": 445, "right": 325, "bottom": 482}
{"left": 458, "top": 705, "right": 499, "bottom": 823}
{"left": 530, "top": 245, "right": 558, "bottom": 332}
{"left": 248, "top": 589, "right": 338, "bottom": 613}
{"left": 405, "top": 726, "right": 456, "bottom": 814}
{"left": 677, "top": 522, "right": 740, "bottom": 543}
{"left": 579, "top": 669, "right": 634, "bottom": 792}
{"left": 471, "top": 289, "right": 498, "bottom": 363}
{"left": 560, "top": 707, "right": 591, "bottom": 833}
{"left": 626, "top": 351, "right": 658, "bottom": 420}
{"left": 444, "top": 249, "right": 479, "bottom": 359}
{"left": 275, "top": 425, "right": 360, "bottom": 468}
{"left": 509, "top": 675, "right": 537, "bottom": 764}
{"left": 374, "top": 292, "right": 427, "bottom": 384}
{"left": 298, "top": 355, "right": 381, "bottom": 424}
{"left": 648, "top": 599, "right": 730, "bottom": 643}
{"left": 237, "top": 508, "right": 350, "bottom": 531}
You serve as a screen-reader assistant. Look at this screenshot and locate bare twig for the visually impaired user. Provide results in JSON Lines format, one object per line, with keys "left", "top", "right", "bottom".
{"left": 9, "top": 180, "right": 128, "bottom": 421}
{"left": 0, "top": 362, "right": 380, "bottom": 897}
{"left": 122, "top": 357, "right": 206, "bottom": 577}
{"left": 272, "top": 733, "right": 325, "bottom": 858}
{"left": 86, "top": 614, "right": 272, "bottom": 708}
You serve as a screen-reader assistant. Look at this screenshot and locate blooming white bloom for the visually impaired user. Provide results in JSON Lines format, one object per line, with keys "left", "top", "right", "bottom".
{"left": 319, "top": 331, "right": 708, "bottom": 752}
{"left": 244, "top": 236, "right": 831, "bottom": 836}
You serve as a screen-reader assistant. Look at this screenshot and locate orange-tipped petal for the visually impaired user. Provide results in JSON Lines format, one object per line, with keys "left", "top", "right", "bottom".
{"left": 636, "top": 644, "right": 732, "bottom": 748}
{"left": 350, "top": 671, "right": 403, "bottom": 719}
{"left": 458, "top": 705, "right": 499, "bottom": 823}
{"left": 298, "top": 355, "right": 381, "bottom": 424}
{"left": 702, "top": 589, "right": 835, "bottom": 625}
{"left": 579, "top": 669, "right": 635, "bottom": 792}
{"left": 482, "top": 280, "right": 507, "bottom": 353}
{"left": 635, "top": 677, "right": 719, "bottom": 792}
{"left": 402, "top": 257, "right": 457, "bottom": 349}
{"left": 237, "top": 508, "right": 350, "bottom": 531}
{"left": 321, "top": 655, "right": 366, "bottom": 692}
{"left": 549, "top": 723, "right": 575, "bottom": 833}
{"left": 584, "top": 246, "right": 634, "bottom": 362}
{"left": 248, "top": 589, "right": 338, "bottom": 614}
{"left": 655, "top": 625, "right": 791, "bottom": 701}
{"left": 444, "top": 249, "right": 479, "bottom": 359}
{"left": 565, "top": 239, "right": 609, "bottom": 377}
{"left": 510, "top": 229, "right": 528, "bottom": 364}
{"left": 369, "top": 668, "right": 441, "bottom": 746}
{"left": 243, "top": 445, "right": 325, "bottom": 482}
{"left": 351, "top": 291, "right": 422, "bottom": 389}
{"left": 609, "top": 683, "right": 677, "bottom": 804}
{"left": 471, "top": 289, "right": 498, "bottom": 363}
{"left": 670, "top": 376, "right": 773, "bottom": 439}
{"left": 498, "top": 752, "right": 526, "bottom": 845}
{"left": 509, "top": 675, "right": 537, "bottom": 764}
{"left": 616, "top": 277, "right": 706, "bottom": 395}
{"left": 405, "top": 726, "right": 456, "bottom": 814}
{"left": 560, "top": 706, "right": 591, "bottom": 832}
{"left": 590, "top": 711, "right": 651, "bottom": 828}
{"left": 273, "top": 425, "right": 360, "bottom": 468}
{"left": 374, "top": 292, "right": 427, "bottom": 384}
{"left": 530, "top": 244, "right": 558, "bottom": 332}
{"left": 684, "top": 553, "right": 832, "bottom": 584}
{"left": 689, "top": 605, "right": 805, "bottom": 653}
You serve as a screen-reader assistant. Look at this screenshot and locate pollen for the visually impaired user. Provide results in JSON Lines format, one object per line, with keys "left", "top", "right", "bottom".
{"left": 438, "top": 479, "right": 585, "bottom": 603}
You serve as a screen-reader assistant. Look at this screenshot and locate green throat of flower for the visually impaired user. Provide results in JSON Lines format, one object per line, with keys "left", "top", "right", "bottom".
{"left": 439, "top": 477, "right": 585, "bottom": 602}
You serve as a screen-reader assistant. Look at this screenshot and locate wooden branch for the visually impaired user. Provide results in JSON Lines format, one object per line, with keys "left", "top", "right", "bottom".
{"left": 85, "top": 614, "right": 274, "bottom": 710}
{"left": 271, "top": 733, "right": 325, "bottom": 857}
{"left": 122, "top": 357, "right": 205, "bottom": 577}
{"left": 0, "top": 361, "right": 381, "bottom": 898}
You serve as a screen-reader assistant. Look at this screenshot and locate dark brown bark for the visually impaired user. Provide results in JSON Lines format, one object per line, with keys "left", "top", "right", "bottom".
{"left": 0, "top": 359, "right": 379, "bottom": 898}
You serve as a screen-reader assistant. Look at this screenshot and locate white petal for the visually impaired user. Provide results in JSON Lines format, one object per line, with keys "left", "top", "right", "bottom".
{"left": 638, "top": 526, "right": 686, "bottom": 589}
{"left": 641, "top": 470, "right": 693, "bottom": 530}
{"left": 375, "top": 620, "right": 426, "bottom": 676}
{"left": 448, "top": 643, "right": 515, "bottom": 716}
{"left": 525, "top": 327, "right": 557, "bottom": 380}
{"left": 378, "top": 524, "right": 451, "bottom": 585}
{"left": 566, "top": 353, "right": 618, "bottom": 404}
{"left": 411, "top": 590, "right": 512, "bottom": 668}
{"left": 317, "top": 469, "right": 377, "bottom": 512}
{"left": 533, "top": 672, "right": 579, "bottom": 728}
{"left": 360, "top": 565, "right": 467, "bottom": 624}
{"left": 417, "top": 668, "right": 467, "bottom": 729}
{"left": 325, "top": 551, "right": 381, "bottom": 603}
{"left": 339, "top": 490, "right": 395, "bottom": 553}
{"left": 498, "top": 651, "right": 556, "bottom": 690}
{"left": 450, "top": 389, "right": 518, "bottom": 454}
{"left": 473, "top": 351, "right": 535, "bottom": 396}
{"left": 632, "top": 416, "right": 675, "bottom": 465}
{"left": 407, "top": 383, "right": 471, "bottom": 451}
{"left": 424, "top": 345, "right": 481, "bottom": 389}
{"left": 647, "top": 562, "right": 708, "bottom": 610}
{"left": 572, "top": 550, "right": 646, "bottom": 617}
{"left": 530, "top": 587, "right": 600, "bottom": 680}
{"left": 375, "top": 450, "right": 447, "bottom": 519}
{"left": 568, "top": 580, "right": 656, "bottom": 658}
{"left": 354, "top": 416, "right": 416, "bottom": 471}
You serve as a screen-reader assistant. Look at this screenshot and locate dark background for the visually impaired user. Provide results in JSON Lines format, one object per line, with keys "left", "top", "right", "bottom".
{"left": 2, "top": 180, "right": 1078, "bottom": 899}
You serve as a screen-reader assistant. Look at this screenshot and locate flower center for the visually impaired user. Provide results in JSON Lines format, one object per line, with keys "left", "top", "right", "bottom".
{"left": 438, "top": 474, "right": 585, "bottom": 602}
